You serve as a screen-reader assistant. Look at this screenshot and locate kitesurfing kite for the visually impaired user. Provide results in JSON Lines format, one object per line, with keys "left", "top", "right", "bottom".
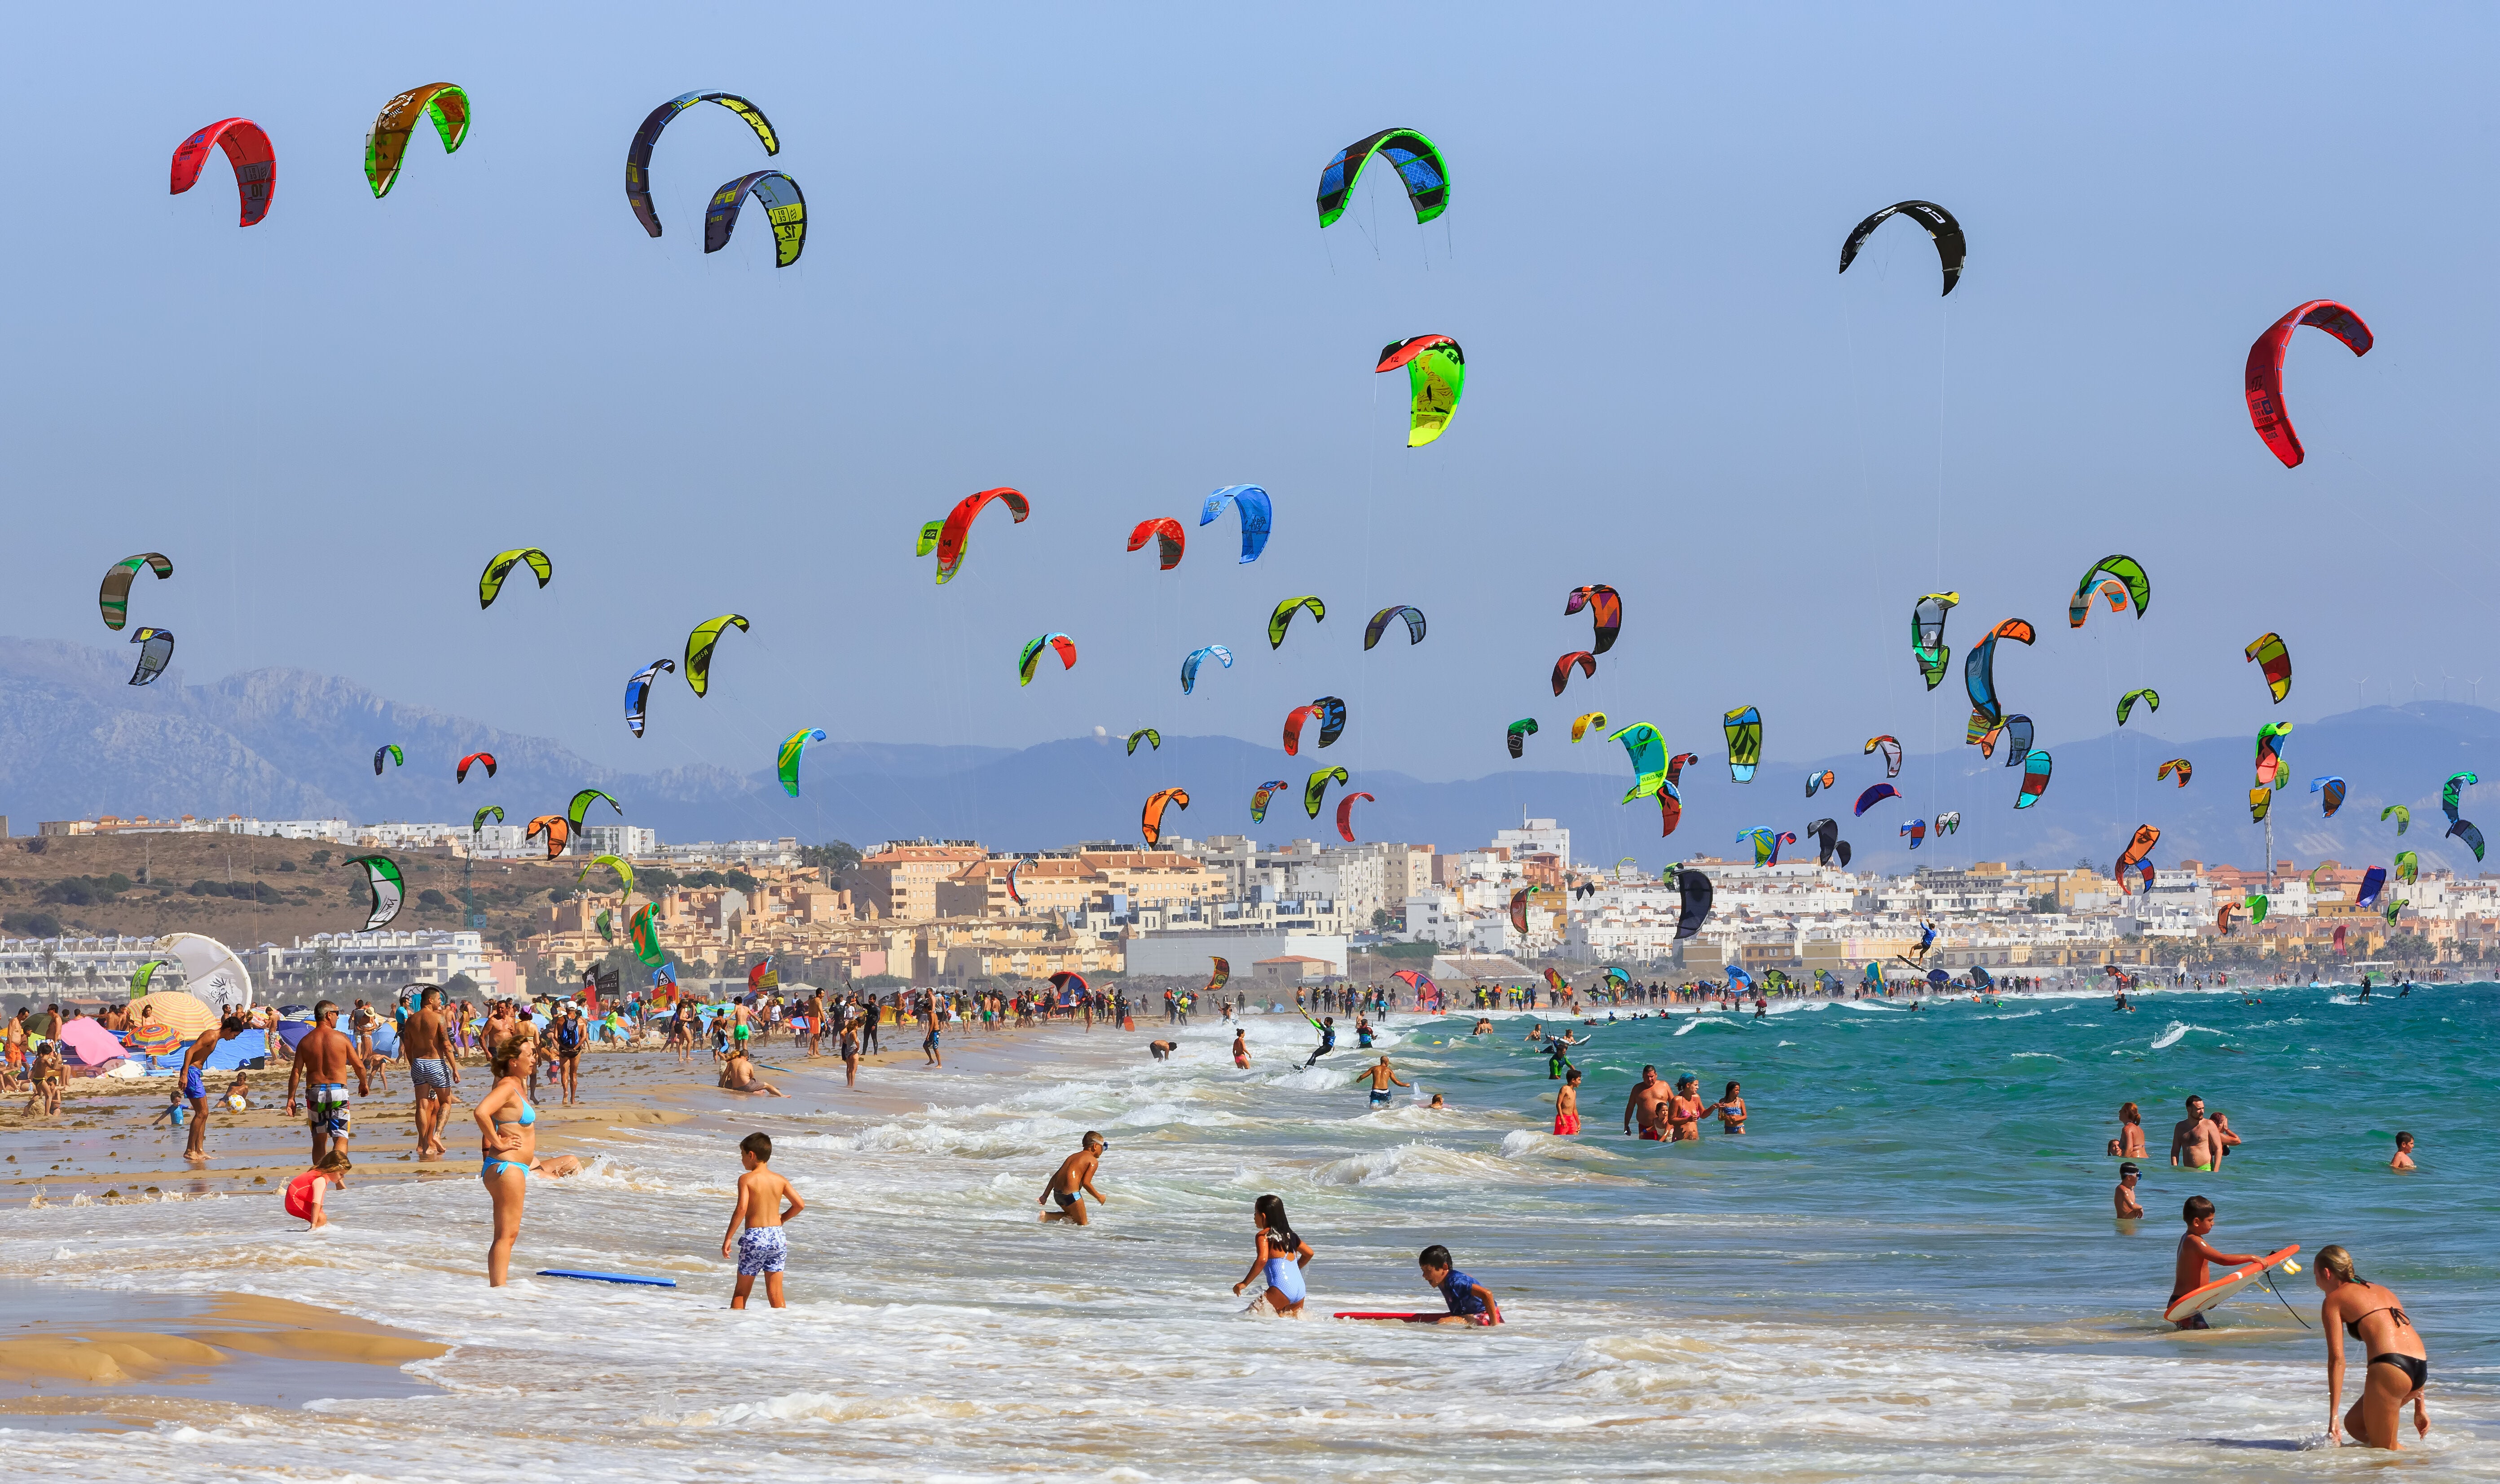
{"left": 626, "top": 92, "right": 776, "bottom": 237}
{"left": 1268, "top": 597, "right": 1324, "bottom": 649}
{"left": 1199, "top": 486, "right": 1272, "bottom": 563}
{"left": 1552, "top": 651, "right": 1596, "bottom": 695}
{"left": 1125, "top": 729, "right": 1160, "bottom": 755}
{"left": 1336, "top": 791, "right": 1374, "bottom": 843}
{"left": 2255, "top": 722, "right": 2293, "bottom": 787}
{"left": 1364, "top": 605, "right": 1426, "bottom": 649}
{"left": 1838, "top": 200, "right": 1965, "bottom": 294}
{"left": 1910, "top": 592, "right": 1957, "bottom": 689}
{"left": 480, "top": 548, "right": 551, "bottom": 608}
{"left": 1806, "top": 769, "right": 1836, "bottom": 797}
{"left": 365, "top": 83, "right": 469, "bottom": 199}
{"left": 98, "top": 553, "right": 172, "bottom": 631}
{"left": 1853, "top": 783, "right": 1901, "bottom": 817}
{"left": 373, "top": 745, "right": 404, "bottom": 775}
{"left": 1140, "top": 787, "right": 1189, "bottom": 846}
{"left": 705, "top": 170, "right": 806, "bottom": 265}
{"left": 2245, "top": 300, "right": 2372, "bottom": 468}
{"left": 1507, "top": 718, "right": 1539, "bottom": 759}
{"left": 1572, "top": 712, "right": 1610, "bottom": 742}
{"left": 128, "top": 628, "right": 174, "bottom": 686}
{"left": 1865, "top": 735, "right": 1902, "bottom": 777}
{"left": 1964, "top": 619, "right": 2036, "bottom": 731}
{"left": 778, "top": 729, "right": 825, "bottom": 796}
{"left": 2117, "top": 689, "right": 2161, "bottom": 725}
{"left": 625, "top": 659, "right": 673, "bottom": 738}
{"left": 2445, "top": 771, "right": 2478, "bottom": 825}
{"left": 1303, "top": 767, "right": 1349, "bottom": 818}
{"left": 2246, "top": 632, "right": 2292, "bottom": 703}
{"left": 685, "top": 615, "right": 749, "bottom": 696}
{"left": 568, "top": 790, "right": 621, "bottom": 829}
{"left": 1316, "top": 128, "right": 1449, "bottom": 228}
{"left": 1377, "top": 336, "right": 1465, "bottom": 447}
{"left": 1017, "top": 633, "right": 1077, "bottom": 685}
{"left": 2070, "top": 556, "right": 2150, "bottom": 628}
{"left": 2383, "top": 804, "right": 2410, "bottom": 834}
{"left": 1724, "top": 706, "right": 1762, "bottom": 782}
{"left": 1674, "top": 869, "right": 1713, "bottom": 939}
{"left": 341, "top": 856, "right": 405, "bottom": 931}
{"left": 2016, "top": 750, "right": 2052, "bottom": 808}
{"left": 1126, "top": 518, "right": 1185, "bottom": 570}
{"left": 1181, "top": 645, "right": 1232, "bottom": 694}
{"left": 1250, "top": 779, "right": 1290, "bottom": 824}
{"left": 456, "top": 752, "right": 496, "bottom": 782}
{"left": 1565, "top": 585, "right": 1622, "bottom": 654}
{"left": 526, "top": 815, "right": 570, "bottom": 860}
{"left": 1608, "top": 722, "right": 1664, "bottom": 800}
{"left": 1935, "top": 812, "right": 1961, "bottom": 836}
{"left": 2311, "top": 775, "right": 2347, "bottom": 818}
{"left": 172, "top": 119, "right": 274, "bottom": 225}
{"left": 2159, "top": 758, "right": 2192, "bottom": 787}
{"left": 932, "top": 488, "right": 1028, "bottom": 584}
{"left": 1901, "top": 819, "right": 1926, "bottom": 850}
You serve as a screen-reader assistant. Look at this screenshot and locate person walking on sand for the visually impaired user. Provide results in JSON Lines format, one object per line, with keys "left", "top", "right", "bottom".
{"left": 1039, "top": 1132, "right": 1108, "bottom": 1225}
{"left": 1232, "top": 1194, "right": 1314, "bottom": 1317}
{"left": 1356, "top": 1054, "right": 1410, "bottom": 1109}
{"left": 2315, "top": 1243, "right": 2431, "bottom": 1449}
{"left": 722, "top": 1132, "right": 805, "bottom": 1310}
{"left": 473, "top": 1037, "right": 581, "bottom": 1286}
{"left": 284, "top": 1001, "right": 370, "bottom": 1167}
{"left": 178, "top": 1014, "right": 252, "bottom": 1164}
{"left": 403, "top": 987, "right": 462, "bottom": 1162}
{"left": 22, "top": 1041, "right": 64, "bottom": 1118}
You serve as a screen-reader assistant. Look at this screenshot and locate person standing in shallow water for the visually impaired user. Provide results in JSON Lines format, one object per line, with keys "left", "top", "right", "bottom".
{"left": 1232, "top": 1194, "right": 1313, "bottom": 1317}
{"left": 2315, "top": 1243, "right": 2430, "bottom": 1449}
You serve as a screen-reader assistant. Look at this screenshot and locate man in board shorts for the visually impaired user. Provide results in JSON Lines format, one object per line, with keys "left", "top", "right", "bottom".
{"left": 286, "top": 1001, "right": 370, "bottom": 1165}
{"left": 1623, "top": 1065, "right": 1668, "bottom": 1140}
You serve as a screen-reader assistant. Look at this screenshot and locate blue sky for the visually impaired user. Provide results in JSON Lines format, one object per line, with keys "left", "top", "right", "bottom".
{"left": 2, "top": 2, "right": 2491, "bottom": 816}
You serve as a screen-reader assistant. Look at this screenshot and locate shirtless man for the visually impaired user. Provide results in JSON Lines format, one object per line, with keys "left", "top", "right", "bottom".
{"left": 1356, "top": 1055, "right": 1411, "bottom": 1109}
{"left": 402, "top": 987, "right": 462, "bottom": 1161}
{"left": 1039, "top": 1131, "right": 1107, "bottom": 1225}
{"left": 2170, "top": 1094, "right": 2224, "bottom": 1171}
{"left": 285, "top": 1001, "right": 371, "bottom": 1166}
{"left": 719, "top": 1049, "right": 788, "bottom": 1096}
{"left": 2170, "top": 1195, "right": 2265, "bottom": 1330}
{"left": 1666, "top": 1076, "right": 1708, "bottom": 1142}
{"left": 177, "top": 1014, "right": 251, "bottom": 1163}
{"left": 1622, "top": 1065, "right": 1668, "bottom": 1140}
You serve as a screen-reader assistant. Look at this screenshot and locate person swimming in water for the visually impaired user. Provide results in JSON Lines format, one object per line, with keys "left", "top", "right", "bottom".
{"left": 1232, "top": 1193, "right": 1314, "bottom": 1317}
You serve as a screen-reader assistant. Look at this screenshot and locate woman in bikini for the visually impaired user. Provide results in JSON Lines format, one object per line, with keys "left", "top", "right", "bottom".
{"left": 1712, "top": 1080, "right": 1747, "bottom": 1135}
{"left": 2315, "top": 1244, "right": 2429, "bottom": 1448}
{"left": 472, "top": 1037, "right": 580, "bottom": 1286}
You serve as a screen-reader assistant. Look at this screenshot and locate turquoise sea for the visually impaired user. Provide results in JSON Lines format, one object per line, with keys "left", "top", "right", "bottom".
{"left": 3, "top": 981, "right": 2493, "bottom": 1480}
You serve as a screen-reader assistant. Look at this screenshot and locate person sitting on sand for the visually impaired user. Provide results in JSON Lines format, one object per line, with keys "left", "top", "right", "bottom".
{"left": 285, "top": 1150, "right": 351, "bottom": 1230}
{"left": 719, "top": 1050, "right": 787, "bottom": 1097}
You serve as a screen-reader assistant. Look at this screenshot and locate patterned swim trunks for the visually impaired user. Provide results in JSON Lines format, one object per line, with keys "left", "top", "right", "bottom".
{"left": 307, "top": 1083, "right": 352, "bottom": 1137}
{"left": 737, "top": 1226, "right": 788, "bottom": 1276}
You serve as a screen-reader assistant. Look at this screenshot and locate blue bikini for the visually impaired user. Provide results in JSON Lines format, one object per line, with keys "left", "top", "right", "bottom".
{"left": 481, "top": 1097, "right": 537, "bottom": 1178}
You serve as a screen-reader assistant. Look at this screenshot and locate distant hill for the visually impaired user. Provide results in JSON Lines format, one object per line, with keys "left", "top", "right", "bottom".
{"left": 0, "top": 637, "right": 2482, "bottom": 877}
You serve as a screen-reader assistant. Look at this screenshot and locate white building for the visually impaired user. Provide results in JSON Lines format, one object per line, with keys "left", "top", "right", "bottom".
{"left": 660, "top": 838, "right": 801, "bottom": 867}
{"left": 578, "top": 825, "right": 660, "bottom": 859}
{"left": 1124, "top": 930, "right": 1350, "bottom": 979}
{"left": 1492, "top": 817, "right": 1570, "bottom": 868}
{"left": 249, "top": 931, "right": 503, "bottom": 1000}
{"left": 0, "top": 936, "right": 181, "bottom": 1004}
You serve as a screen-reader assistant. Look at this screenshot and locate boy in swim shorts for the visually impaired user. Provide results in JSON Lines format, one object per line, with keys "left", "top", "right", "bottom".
{"left": 1554, "top": 1067, "right": 1582, "bottom": 1134}
{"left": 722, "top": 1132, "right": 804, "bottom": 1309}
{"left": 2169, "top": 1195, "right": 2264, "bottom": 1330}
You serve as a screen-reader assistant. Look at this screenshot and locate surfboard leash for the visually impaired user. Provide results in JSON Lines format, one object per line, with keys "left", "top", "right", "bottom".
{"left": 2259, "top": 1267, "right": 2311, "bottom": 1330}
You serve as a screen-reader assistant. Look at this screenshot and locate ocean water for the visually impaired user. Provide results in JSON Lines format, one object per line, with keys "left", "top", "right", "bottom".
{"left": 2, "top": 982, "right": 2495, "bottom": 1480}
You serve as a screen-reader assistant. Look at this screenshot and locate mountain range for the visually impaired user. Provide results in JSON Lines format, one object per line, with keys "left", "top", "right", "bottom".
{"left": 0, "top": 635, "right": 2484, "bottom": 878}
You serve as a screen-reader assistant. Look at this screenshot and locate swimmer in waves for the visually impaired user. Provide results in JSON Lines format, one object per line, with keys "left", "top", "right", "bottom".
{"left": 1354, "top": 1055, "right": 1410, "bottom": 1108}
{"left": 1470, "top": 1018, "right": 1494, "bottom": 1037}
